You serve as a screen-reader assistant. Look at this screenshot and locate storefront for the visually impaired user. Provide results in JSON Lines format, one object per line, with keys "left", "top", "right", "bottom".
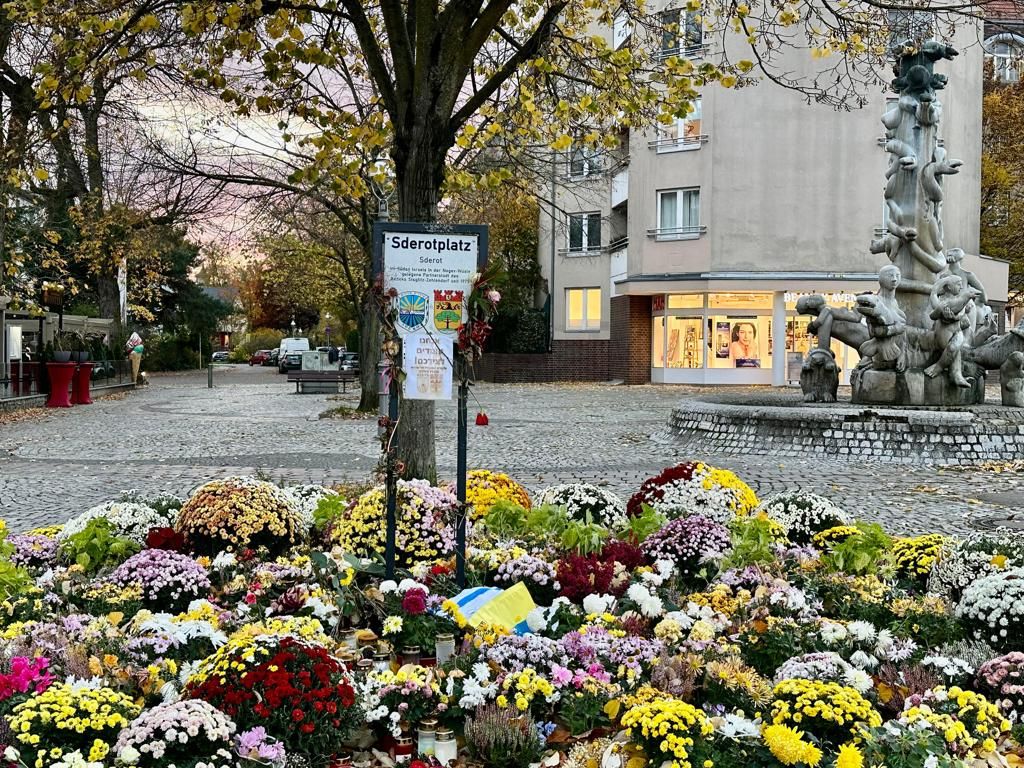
{"left": 650, "top": 291, "right": 862, "bottom": 386}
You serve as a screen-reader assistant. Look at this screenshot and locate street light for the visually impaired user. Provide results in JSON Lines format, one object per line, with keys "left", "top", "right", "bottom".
{"left": 369, "top": 157, "right": 395, "bottom": 221}
{"left": 324, "top": 312, "right": 332, "bottom": 346}
{"left": 290, "top": 316, "right": 296, "bottom": 336}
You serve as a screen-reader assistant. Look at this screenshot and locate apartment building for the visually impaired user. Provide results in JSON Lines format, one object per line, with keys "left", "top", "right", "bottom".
{"left": 535, "top": 12, "right": 1009, "bottom": 386}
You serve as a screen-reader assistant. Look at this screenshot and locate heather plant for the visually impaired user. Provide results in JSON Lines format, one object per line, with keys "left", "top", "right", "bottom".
{"left": 464, "top": 704, "right": 544, "bottom": 768}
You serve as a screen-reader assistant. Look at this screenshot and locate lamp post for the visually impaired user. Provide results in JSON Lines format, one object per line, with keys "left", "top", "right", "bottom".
{"left": 324, "top": 312, "right": 332, "bottom": 347}
{"left": 290, "top": 316, "right": 296, "bottom": 337}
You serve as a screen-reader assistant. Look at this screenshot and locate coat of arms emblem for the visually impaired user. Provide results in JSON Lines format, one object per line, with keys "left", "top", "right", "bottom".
{"left": 397, "top": 292, "right": 428, "bottom": 332}
{"left": 433, "top": 289, "right": 464, "bottom": 332}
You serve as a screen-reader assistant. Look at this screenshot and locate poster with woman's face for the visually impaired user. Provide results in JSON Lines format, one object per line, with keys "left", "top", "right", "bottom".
{"left": 729, "top": 319, "right": 760, "bottom": 368}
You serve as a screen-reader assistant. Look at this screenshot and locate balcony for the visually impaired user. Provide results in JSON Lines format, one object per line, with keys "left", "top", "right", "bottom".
{"left": 611, "top": 165, "right": 629, "bottom": 208}
{"left": 655, "top": 43, "right": 710, "bottom": 61}
{"left": 649, "top": 134, "right": 709, "bottom": 152}
{"left": 646, "top": 225, "right": 707, "bottom": 241}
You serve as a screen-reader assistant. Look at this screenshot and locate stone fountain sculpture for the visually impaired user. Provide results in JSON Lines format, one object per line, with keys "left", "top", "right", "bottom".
{"left": 797, "top": 39, "right": 1021, "bottom": 406}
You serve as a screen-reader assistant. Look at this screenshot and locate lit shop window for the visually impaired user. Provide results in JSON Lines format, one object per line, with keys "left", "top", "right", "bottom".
{"left": 666, "top": 316, "right": 703, "bottom": 368}
{"left": 566, "top": 287, "right": 602, "bottom": 331}
{"left": 652, "top": 316, "right": 666, "bottom": 368}
{"left": 668, "top": 294, "right": 704, "bottom": 309}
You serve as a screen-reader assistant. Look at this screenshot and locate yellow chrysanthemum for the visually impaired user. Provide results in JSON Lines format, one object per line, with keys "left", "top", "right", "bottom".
{"left": 836, "top": 743, "right": 864, "bottom": 768}
{"left": 762, "top": 724, "right": 823, "bottom": 766}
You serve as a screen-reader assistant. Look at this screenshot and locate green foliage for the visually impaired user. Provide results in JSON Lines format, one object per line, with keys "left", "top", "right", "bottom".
{"left": 237, "top": 328, "right": 286, "bottom": 356}
{"left": 722, "top": 515, "right": 778, "bottom": 570}
{"left": 489, "top": 309, "right": 548, "bottom": 354}
{"left": 0, "top": 561, "right": 33, "bottom": 604}
{"left": 821, "top": 522, "right": 893, "bottom": 576}
{"left": 559, "top": 516, "right": 609, "bottom": 557}
{"left": 481, "top": 500, "right": 607, "bottom": 555}
{"left": 861, "top": 723, "right": 964, "bottom": 768}
{"left": 557, "top": 689, "right": 612, "bottom": 736}
{"left": 143, "top": 332, "right": 202, "bottom": 371}
{"left": 617, "top": 504, "right": 666, "bottom": 543}
{"left": 313, "top": 494, "right": 350, "bottom": 532}
{"left": 481, "top": 499, "right": 530, "bottom": 539}
{"left": 59, "top": 518, "right": 141, "bottom": 575}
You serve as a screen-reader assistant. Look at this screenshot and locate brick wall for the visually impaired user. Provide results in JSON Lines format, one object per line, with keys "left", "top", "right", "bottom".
{"left": 475, "top": 339, "right": 610, "bottom": 383}
{"left": 610, "top": 295, "right": 652, "bottom": 384}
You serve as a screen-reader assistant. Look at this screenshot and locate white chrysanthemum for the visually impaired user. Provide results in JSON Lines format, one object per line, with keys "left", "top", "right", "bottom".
{"left": 755, "top": 490, "right": 849, "bottom": 543}
{"left": 537, "top": 483, "right": 627, "bottom": 529}
{"left": 58, "top": 501, "right": 174, "bottom": 545}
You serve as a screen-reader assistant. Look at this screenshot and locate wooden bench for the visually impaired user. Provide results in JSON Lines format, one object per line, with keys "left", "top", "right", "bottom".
{"left": 287, "top": 370, "right": 358, "bottom": 394}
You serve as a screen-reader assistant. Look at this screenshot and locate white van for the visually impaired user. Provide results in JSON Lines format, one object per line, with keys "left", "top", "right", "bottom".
{"left": 278, "top": 337, "right": 310, "bottom": 373}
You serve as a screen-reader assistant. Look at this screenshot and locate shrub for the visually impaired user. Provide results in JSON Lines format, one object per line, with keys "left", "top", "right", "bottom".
{"left": 109, "top": 549, "right": 212, "bottom": 612}
{"left": 8, "top": 683, "right": 141, "bottom": 767}
{"left": 330, "top": 480, "right": 456, "bottom": 565}
{"left": 185, "top": 635, "right": 360, "bottom": 764}
{"left": 113, "top": 699, "right": 237, "bottom": 767}
{"left": 756, "top": 490, "right": 850, "bottom": 545}
{"left": 175, "top": 477, "right": 306, "bottom": 555}
{"left": 59, "top": 518, "right": 141, "bottom": 574}
{"left": 627, "top": 462, "right": 758, "bottom": 524}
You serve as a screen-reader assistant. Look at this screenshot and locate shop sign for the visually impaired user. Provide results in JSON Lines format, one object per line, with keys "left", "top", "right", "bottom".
{"left": 651, "top": 295, "right": 666, "bottom": 312}
{"left": 784, "top": 291, "right": 859, "bottom": 304}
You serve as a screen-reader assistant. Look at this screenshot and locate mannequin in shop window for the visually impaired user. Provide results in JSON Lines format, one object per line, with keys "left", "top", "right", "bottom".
{"left": 730, "top": 322, "right": 760, "bottom": 367}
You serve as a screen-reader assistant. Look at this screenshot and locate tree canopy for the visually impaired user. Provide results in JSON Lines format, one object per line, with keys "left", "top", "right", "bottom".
{"left": 981, "top": 71, "right": 1024, "bottom": 307}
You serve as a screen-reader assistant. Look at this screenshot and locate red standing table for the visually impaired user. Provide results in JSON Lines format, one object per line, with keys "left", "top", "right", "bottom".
{"left": 45, "top": 362, "right": 76, "bottom": 408}
{"left": 71, "top": 362, "right": 94, "bottom": 405}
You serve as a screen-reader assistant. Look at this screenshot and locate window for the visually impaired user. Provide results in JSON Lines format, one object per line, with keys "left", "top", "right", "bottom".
{"left": 569, "top": 146, "right": 601, "bottom": 178}
{"left": 657, "top": 99, "right": 702, "bottom": 151}
{"left": 667, "top": 317, "right": 703, "bottom": 368}
{"left": 987, "top": 37, "right": 1023, "bottom": 83}
{"left": 569, "top": 212, "right": 602, "bottom": 252}
{"left": 708, "top": 292, "right": 773, "bottom": 309}
{"left": 566, "top": 288, "right": 602, "bottom": 331}
{"left": 613, "top": 9, "right": 631, "bottom": 49}
{"left": 660, "top": 8, "right": 703, "bottom": 57}
{"left": 668, "top": 294, "right": 704, "bottom": 309}
{"left": 656, "top": 188, "right": 700, "bottom": 239}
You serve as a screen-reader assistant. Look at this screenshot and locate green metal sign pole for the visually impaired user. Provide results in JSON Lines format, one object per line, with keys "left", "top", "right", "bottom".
{"left": 455, "top": 364, "right": 469, "bottom": 588}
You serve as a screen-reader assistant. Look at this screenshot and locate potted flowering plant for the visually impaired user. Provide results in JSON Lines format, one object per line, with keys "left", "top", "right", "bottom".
{"left": 380, "top": 583, "right": 458, "bottom": 663}
{"left": 184, "top": 634, "right": 361, "bottom": 767}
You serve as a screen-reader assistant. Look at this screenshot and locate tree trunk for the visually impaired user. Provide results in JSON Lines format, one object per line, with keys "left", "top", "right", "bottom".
{"left": 97, "top": 273, "right": 120, "bottom": 328}
{"left": 391, "top": 135, "right": 448, "bottom": 483}
{"left": 357, "top": 287, "right": 381, "bottom": 411}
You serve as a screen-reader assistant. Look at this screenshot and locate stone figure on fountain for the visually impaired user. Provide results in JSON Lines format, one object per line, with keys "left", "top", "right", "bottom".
{"left": 855, "top": 265, "right": 907, "bottom": 373}
{"left": 794, "top": 37, "right": 1024, "bottom": 406}
{"left": 1001, "top": 351, "right": 1024, "bottom": 407}
{"left": 924, "top": 274, "right": 980, "bottom": 388}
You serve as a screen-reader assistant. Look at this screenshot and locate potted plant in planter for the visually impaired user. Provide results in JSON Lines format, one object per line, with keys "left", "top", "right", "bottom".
{"left": 70, "top": 332, "right": 90, "bottom": 363}
{"left": 52, "top": 331, "right": 73, "bottom": 363}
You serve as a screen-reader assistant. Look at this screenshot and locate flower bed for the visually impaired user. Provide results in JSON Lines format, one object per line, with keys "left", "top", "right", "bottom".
{"left": 0, "top": 465, "right": 1022, "bottom": 768}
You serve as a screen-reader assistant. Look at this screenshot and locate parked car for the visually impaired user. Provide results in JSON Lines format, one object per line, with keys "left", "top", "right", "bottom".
{"left": 278, "top": 337, "right": 310, "bottom": 373}
{"left": 211, "top": 350, "right": 230, "bottom": 363}
{"left": 249, "top": 349, "right": 271, "bottom": 366}
{"left": 90, "top": 361, "right": 116, "bottom": 380}
{"left": 340, "top": 352, "right": 359, "bottom": 375}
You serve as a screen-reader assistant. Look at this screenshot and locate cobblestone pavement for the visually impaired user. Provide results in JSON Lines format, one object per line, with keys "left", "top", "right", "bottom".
{"left": 0, "top": 366, "right": 1020, "bottom": 534}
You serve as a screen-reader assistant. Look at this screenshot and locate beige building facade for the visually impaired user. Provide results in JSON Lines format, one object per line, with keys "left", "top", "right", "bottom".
{"left": 537, "top": 15, "right": 1009, "bottom": 386}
